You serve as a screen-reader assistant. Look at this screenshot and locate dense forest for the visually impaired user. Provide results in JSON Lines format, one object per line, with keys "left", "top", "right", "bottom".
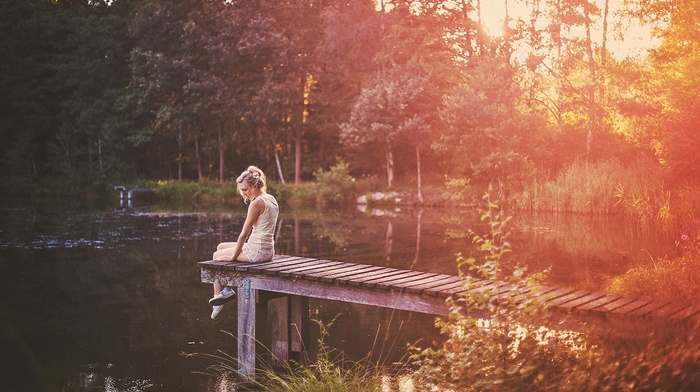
{"left": 1, "top": 0, "right": 698, "bottom": 193}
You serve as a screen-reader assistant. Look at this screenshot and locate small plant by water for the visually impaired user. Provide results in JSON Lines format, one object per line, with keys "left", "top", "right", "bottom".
{"left": 185, "top": 318, "right": 398, "bottom": 392}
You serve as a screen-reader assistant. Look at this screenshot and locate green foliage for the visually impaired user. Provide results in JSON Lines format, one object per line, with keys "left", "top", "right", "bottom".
{"left": 312, "top": 160, "right": 356, "bottom": 204}
{"left": 434, "top": 56, "right": 543, "bottom": 187}
{"left": 151, "top": 179, "right": 241, "bottom": 202}
{"left": 443, "top": 176, "right": 476, "bottom": 206}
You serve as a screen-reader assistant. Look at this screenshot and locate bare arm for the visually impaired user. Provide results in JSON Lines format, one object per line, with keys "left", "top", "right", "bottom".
{"left": 230, "top": 198, "right": 265, "bottom": 261}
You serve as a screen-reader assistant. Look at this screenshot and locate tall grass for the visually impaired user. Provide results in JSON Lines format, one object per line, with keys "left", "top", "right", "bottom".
{"left": 185, "top": 319, "right": 404, "bottom": 392}
{"left": 513, "top": 158, "right": 660, "bottom": 215}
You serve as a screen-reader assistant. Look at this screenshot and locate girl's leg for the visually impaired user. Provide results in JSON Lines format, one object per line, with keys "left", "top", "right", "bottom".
{"left": 216, "top": 242, "right": 237, "bottom": 251}
{"left": 211, "top": 242, "right": 251, "bottom": 295}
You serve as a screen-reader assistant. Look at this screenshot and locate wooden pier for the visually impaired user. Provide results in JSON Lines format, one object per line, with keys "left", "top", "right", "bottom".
{"left": 199, "top": 254, "right": 700, "bottom": 381}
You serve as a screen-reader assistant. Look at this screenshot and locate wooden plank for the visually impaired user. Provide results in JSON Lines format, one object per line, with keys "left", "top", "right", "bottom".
{"left": 556, "top": 293, "right": 608, "bottom": 310}
{"left": 229, "top": 256, "right": 303, "bottom": 272}
{"left": 610, "top": 297, "right": 653, "bottom": 315}
{"left": 319, "top": 264, "right": 383, "bottom": 283}
{"left": 591, "top": 296, "right": 640, "bottom": 313}
{"left": 198, "top": 255, "right": 299, "bottom": 271}
{"left": 405, "top": 275, "right": 461, "bottom": 294}
{"left": 277, "top": 260, "right": 344, "bottom": 277}
{"left": 360, "top": 270, "right": 427, "bottom": 288}
{"left": 493, "top": 282, "right": 531, "bottom": 301}
{"left": 253, "top": 258, "right": 319, "bottom": 274}
{"left": 648, "top": 302, "right": 692, "bottom": 318}
{"left": 440, "top": 278, "right": 494, "bottom": 296}
{"left": 244, "top": 257, "right": 310, "bottom": 273}
{"left": 509, "top": 286, "right": 559, "bottom": 304}
{"left": 295, "top": 262, "right": 363, "bottom": 281}
{"left": 312, "top": 263, "right": 369, "bottom": 281}
{"left": 538, "top": 287, "right": 576, "bottom": 302}
{"left": 333, "top": 266, "right": 393, "bottom": 285}
{"left": 573, "top": 295, "right": 622, "bottom": 312}
{"left": 384, "top": 272, "right": 441, "bottom": 290}
{"left": 430, "top": 280, "right": 466, "bottom": 296}
{"left": 197, "top": 260, "right": 234, "bottom": 270}
{"left": 544, "top": 290, "right": 591, "bottom": 307}
{"left": 627, "top": 301, "right": 671, "bottom": 317}
{"left": 289, "top": 261, "right": 350, "bottom": 279}
{"left": 346, "top": 268, "right": 405, "bottom": 286}
{"left": 670, "top": 304, "right": 700, "bottom": 320}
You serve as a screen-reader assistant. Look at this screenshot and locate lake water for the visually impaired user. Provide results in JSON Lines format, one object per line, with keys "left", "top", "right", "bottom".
{"left": 0, "top": 196, "right": 676, "bottom": 391}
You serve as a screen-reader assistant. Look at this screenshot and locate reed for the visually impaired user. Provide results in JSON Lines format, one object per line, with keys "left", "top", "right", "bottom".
{"left": 512, "top": 158, "right": 660, "bottom": 215}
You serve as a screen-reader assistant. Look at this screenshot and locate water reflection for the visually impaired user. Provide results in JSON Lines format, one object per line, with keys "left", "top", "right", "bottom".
{"left": 0, "top": 198, "right": 674, "bottom": 391}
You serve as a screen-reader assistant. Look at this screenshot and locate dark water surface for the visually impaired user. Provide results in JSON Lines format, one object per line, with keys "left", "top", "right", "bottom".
{"left": 0, "top": 197, "right": 675, "bottom": 391}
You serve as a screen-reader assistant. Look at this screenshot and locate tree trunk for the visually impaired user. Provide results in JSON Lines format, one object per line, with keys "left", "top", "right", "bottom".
{"left": 294, "top": 75, "right": 305, "bottom": 184}
{"left": 177, "top": 129, "right": 182, "bottom": 181}
{"left": 416, "top": 145, "right": 424, "bottom": 203}
{"left": 195, "top": 132, "right": 203, "bottom": 182}
{"left": 275, "top": 150, "right": 286, "bottom": 185}
{"left": 601, "top": 0, "right": 609, "bottom": 105}
{"left": 386, "top": 142, "right": 394, "bottom": 189}
{"left": 218, "top": 120, "right": 225, "bottom": 184}
{"left": 584, "top": 1, "right": 596, "bottom": 161}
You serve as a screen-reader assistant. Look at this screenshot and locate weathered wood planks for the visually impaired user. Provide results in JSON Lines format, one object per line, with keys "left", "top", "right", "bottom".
{"left": 200, "top": 254, "right": 699, "bottom": 322}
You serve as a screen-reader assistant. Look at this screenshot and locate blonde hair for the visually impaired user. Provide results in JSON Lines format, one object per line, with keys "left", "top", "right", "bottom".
{"left": 236, "top": 165, "right": 267, "bottom": 200}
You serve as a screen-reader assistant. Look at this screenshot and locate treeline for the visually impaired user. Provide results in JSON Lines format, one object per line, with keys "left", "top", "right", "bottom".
{"left": 1, "top": 0, "right": 698, "bottom": 192}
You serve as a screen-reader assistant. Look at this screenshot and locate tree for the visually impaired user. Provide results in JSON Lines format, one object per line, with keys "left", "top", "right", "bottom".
{"left": 434, "top": 56, "right": 543, "bottom": 191}
{"left": 342, "top": 1, "right": 456, "bottom": 199}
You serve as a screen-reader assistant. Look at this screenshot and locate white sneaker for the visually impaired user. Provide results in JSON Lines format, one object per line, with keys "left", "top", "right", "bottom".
{"left": 211, "top": 304, "right": 225, "bottom": 319}
{"left": 209, "top": 287, "right": 236, "bottom": 306}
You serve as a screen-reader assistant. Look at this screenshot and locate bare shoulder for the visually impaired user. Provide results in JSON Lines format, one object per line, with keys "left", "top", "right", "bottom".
{"left": 249, "top": 197, "right": 266, "bottom": 213}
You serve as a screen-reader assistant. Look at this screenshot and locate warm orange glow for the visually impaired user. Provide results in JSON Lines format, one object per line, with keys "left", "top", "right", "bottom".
{"left": 480, "top": 1, "right": 506, "bottom": 38}
{"left": 375, "top": 0, "right": 660, "bottom": 60}
{"left": 481, "top": 1, "right": 660, "bottom": 60}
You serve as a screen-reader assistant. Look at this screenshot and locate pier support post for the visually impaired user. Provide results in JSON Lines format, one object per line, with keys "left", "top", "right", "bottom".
{"left": 237, "top": 285, "right": 310, "bottom": 381}
{"left": 237, "top": 279, "right": 259, "bottom": 381}
{"left": 290, "top": 295, "right": 309, "bottom": 362}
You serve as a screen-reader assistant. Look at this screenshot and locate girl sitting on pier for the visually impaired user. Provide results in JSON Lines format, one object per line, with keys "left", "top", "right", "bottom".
{"left": 209, "top": 165, "right": 280, "bottom": 319}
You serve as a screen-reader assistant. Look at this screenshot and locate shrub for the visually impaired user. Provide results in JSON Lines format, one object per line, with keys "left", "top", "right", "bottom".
{"left": 313, "top": 160, "right": 356, "bottom": 204}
